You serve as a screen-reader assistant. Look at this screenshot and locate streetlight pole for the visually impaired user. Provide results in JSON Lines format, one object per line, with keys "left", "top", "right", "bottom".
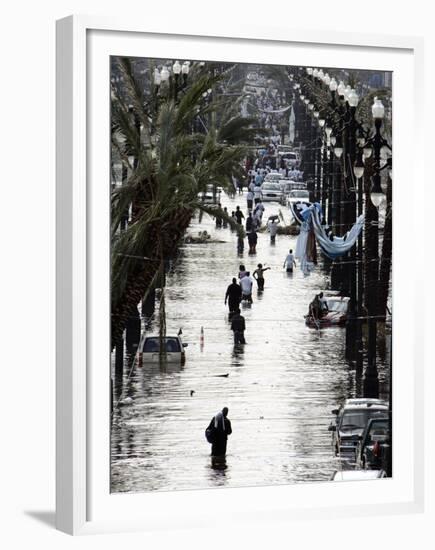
{"left": 344, "top": 89, "right": 359, "bottom": 361}
{"left": 363, "top": 97, "right": 386, "bottom": 398}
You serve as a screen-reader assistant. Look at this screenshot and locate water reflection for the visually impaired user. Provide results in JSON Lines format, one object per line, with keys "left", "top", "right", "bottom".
{"left": 111, "top": 192, "right": 390, "bottom": 493}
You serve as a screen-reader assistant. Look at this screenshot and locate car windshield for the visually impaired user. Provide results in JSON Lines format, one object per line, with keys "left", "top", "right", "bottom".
{"left": 340, "top": 408, "right": 386, "bottom": 430}
{"left": 326, "top": 299, "right": 348, "bottom": 313}
{"left": 263, "top": 184, "right": 281, "bottom": 191}
{"left": 143, "top": 337, "right": 181, "bottom": 353}
{"left": 367, "top": 420, "right": 389, "bottom": 442}
{"left": 289, "top": 190, "right": 309, "bottom": 198}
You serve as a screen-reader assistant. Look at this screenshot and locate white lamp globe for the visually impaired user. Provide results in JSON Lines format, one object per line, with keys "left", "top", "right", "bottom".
{"left": 372, "top": 97, "right": 385, "bottom": 119}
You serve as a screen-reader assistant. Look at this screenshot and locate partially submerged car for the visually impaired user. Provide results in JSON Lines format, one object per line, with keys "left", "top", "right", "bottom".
{"left": 330, "top": 469, "right": 387, "bottom": 481}
{"left": 260, "top": 182, "right": 285, "bottom": 203}
{"left": 329, "top": 398, "right": 389, "bottom": 458}
{"left": 138, "top": 335, "right": 188, "bottom": 365}
{"left": 305, "top": 294, "right": 350, "bottom": 328}
{"left": 356, "top": 416, "right": 391, "bottom": 471}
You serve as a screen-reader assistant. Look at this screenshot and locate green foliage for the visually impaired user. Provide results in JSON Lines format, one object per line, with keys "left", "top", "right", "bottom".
{"left": 110, "top": 59, "right": 261, "bottom": 328}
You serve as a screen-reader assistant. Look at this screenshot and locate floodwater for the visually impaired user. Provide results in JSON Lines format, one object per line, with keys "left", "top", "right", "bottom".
{"left": 110, "top": 192, "right": 390, "bottom": 493}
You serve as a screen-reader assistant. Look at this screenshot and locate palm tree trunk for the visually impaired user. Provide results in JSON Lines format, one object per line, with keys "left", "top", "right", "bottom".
{"left": 111, "top": 207, "right": 193, "bottom": 350}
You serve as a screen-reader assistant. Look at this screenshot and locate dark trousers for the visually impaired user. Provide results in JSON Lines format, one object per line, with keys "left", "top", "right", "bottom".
{"left": 233, "top": 331, "right": 245, "bottom": 344}
{"left": 228, "top": 299, "right": 240, "bottom": 313}
{"left": 212, "top": 437, "right": 228, "bottom": 457}
{"left": 256, "top": 278, "right": 264, "bottom": 291}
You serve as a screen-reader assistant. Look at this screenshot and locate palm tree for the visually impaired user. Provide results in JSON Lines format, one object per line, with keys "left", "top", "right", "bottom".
{"left": 110, "top": 58, "right": 261, "bottom": 349}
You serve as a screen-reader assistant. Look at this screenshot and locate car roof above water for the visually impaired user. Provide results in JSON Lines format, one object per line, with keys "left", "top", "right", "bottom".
{"left": 342, "top": 398, "right": 388, "bottom": 411}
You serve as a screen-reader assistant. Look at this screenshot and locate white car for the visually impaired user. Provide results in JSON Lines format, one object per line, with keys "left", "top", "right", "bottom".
{"left": 278, "top": 150, "right": 300, "bottom": 167}
{"left": 330, "top": 470, "right": 387, "bottom": 481}
{"left": 260, "top": 182, "right": 285, "bottom": 202}
{"left": 287, "top": 189, "right": 310, "bottom": 208}
{"left": 263, "top": 172, "right": 282, "bottom": 184}
{"left": 138, "top": 335, "right": 188, "bottom": 365}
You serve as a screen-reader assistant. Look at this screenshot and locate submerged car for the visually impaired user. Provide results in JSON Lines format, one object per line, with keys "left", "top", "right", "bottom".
{"left": 329, "top": 398, "right": 389, "bottom": 459}
{"left": 287, "top": 189, "right": 310, "bottom": 207}
{"left": 305, "top": 294, "right": 350, "bottom": 328}
{"left": 263, "top": 172, "right": 282, "bottom": 184}
{"left": 356, "top": 416, "right": 391, "bottom": 471}
{"left": 138, "top": 335, "right": 188, "bottom": 365}
{"left": 330, "top": 469, "right": 387, "bottom": 481}
{"left": 260, "top": 182, "right": 285, "bottom": 202}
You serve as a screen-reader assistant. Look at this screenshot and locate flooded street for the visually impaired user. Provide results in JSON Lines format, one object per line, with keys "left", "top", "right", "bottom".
{"left": 111, "top": 192, "right": 389, "bottom": 493}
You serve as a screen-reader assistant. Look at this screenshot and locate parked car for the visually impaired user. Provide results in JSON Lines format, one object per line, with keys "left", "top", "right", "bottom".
{"left": 287, "top": 189, "right": 310, "bottom": 208}
{"left": 305, "top": 294, "right": 350, "bottom": 328}
{"left": 260, "top": 182, "right": 285, "bottom": 202}
{"left": 278, "top": 150, "right": 300, "bottom": 167}
{"left": 356, "top": 416, "right": 390, "bottom": 470}
{"left": 138, "top": 335, "right": 188, "bottom": 365}
{"left": 330, "top": 469, "right": 387, "bottom": 481}
{"left": 263, "top": 172, "right": 282, "bottom": 184}
{"left": 329, "top": 398, "right": 389, "bottom": 459}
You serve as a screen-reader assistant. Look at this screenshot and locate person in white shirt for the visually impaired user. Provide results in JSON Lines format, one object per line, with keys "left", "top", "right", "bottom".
{"left": 246, "top": 189, "right": 254, "bottom": 211}
{"left": 239, "top": 272, "right": 254, "bottom": 303}
{"left": 283, "top": 249, "right": 297, "bottom": 273}
{"left": 267, "top": 218, "right": 280, "bottom": 243}
{"left": 253, "top": 184, "right": 262, "bottom": 205}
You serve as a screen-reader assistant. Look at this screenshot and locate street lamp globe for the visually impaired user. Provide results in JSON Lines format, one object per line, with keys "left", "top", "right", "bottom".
{"left": 154, "top": 68, "right": 161, "bottom": 85}
{"left": 300, "top": 94, "right": 305, "bottom": 101}
{"left": 318, "top": 118, "right": 326, "bottom": 128}
{"left": 329, "top": 78, "right": 338, "bottom": 92}
{"left": 304, "top": 98, "right": 310, "bottom": 105}
{"left": 318, "top": 69, "right": 324, "bottom": 80}
{"left": 344, "top": 85, "right": 352, "bottom": 102}
{"left": 325, "top": 126, "right": 333, "bottom": 137}
{"left": 353, "top": 155, "right": 365, "bottom": 179}
{"left": 348, "top": 89, "right": 359, "bottom": 107}
{"left": 307, "top": 67, "right": 313, "bottom": 75}
{"left": 324, "top": 73, "right": 331, "bottom": 86}
{"left": 308, "top": 103, "right": 314, "bottom": 110}
{"left": 313, "top": 68, "right": 319, "bottom": 78}
{"left": 313, "top": 111, "right": 319, "bottom": 118}
{"left": 330, "top": 135, "right": 337, "bottom": 146}
{"left": 372, "top": 97, "right": 385, "bottom": 119}
{"left": 172, "top": 60, "right": 181, "bottom": 75}
{"left": 337, "top": 81, "right": 345, "bottom": 97}
{"left": 160, "top": 66, "right": 170, "bottom": 82}
{"left": 370, "top": 178, "right": 384, "bottom": 207}
{"left": 363, "top": 147, "right": 373, "bottom": 159}
{"left": 182, "top": 61, "right": 190, "bottom": 75}
{"left": 334, "top": 146, "right": 343, "bottom": 159}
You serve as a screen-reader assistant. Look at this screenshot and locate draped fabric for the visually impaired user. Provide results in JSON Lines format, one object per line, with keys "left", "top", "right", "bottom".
{"left": 293, "top": 202, "right": 364, "bottom": 274}
{"left": 247, "top": 103, "right": 291, "bottom": 114}
{"left": 311, "top": 208, "right": 365, "bottom": 260}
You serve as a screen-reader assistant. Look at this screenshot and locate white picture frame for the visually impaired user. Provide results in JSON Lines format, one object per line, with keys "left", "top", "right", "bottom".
{"left": 56, "top": 15, "right": 425, "bottom": 536}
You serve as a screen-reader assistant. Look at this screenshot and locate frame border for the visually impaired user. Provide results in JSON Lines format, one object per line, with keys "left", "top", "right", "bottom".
{"left": 56, "top": 14, "right": 424, "bottom": 535}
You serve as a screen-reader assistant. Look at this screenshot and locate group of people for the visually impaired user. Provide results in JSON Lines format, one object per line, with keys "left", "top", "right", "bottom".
{"left": 224, "top": 262, "right": 273, "bottom": 344}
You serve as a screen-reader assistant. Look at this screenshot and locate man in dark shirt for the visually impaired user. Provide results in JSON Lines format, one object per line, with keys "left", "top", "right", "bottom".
{"left": 234, "top": 206, "right": 244, "bottom": 225}
{"left": 225, "top": 278, "right": 242, "bottom": 313}
{"left": 230, "top": 309, "right": 246, "bottom": 344}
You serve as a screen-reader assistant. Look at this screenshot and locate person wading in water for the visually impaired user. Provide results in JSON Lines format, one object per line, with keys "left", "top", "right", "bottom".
{"left": 206, "top": 407, "right": 232, "bottom": 459}
{"left": 224, "top": 278, "right": 242, "bottom": 314}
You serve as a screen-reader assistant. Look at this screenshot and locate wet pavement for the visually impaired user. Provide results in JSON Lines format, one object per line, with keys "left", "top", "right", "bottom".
{"left": 110, "top": 191, "right": 390, "bottom": 493}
